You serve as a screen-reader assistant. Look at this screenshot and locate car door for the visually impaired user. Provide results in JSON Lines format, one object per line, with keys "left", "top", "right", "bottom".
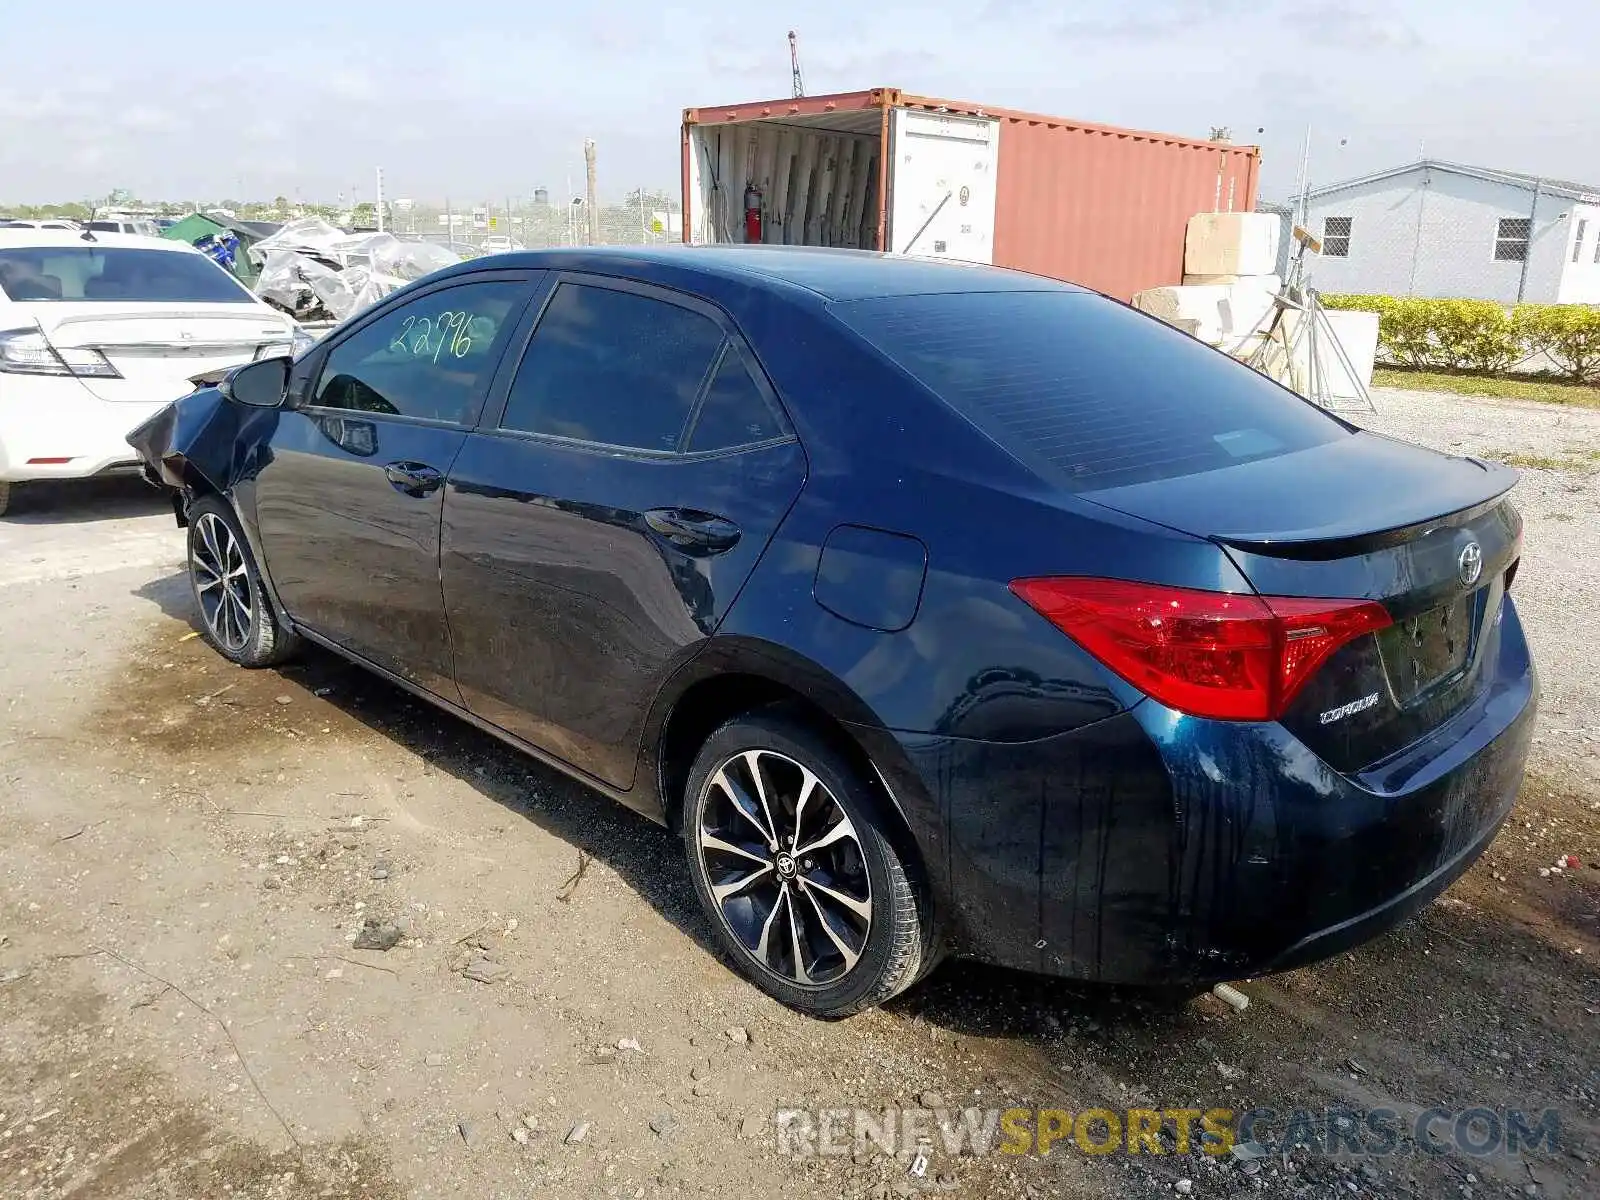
{"left": 442, "top": 275, "right": 807, "bottom": 790}
{"left": 253, "top": 271, "right": 537, "bottom": 695}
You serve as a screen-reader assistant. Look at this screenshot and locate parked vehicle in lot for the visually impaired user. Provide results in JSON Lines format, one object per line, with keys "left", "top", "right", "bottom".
{"left": 0, "top": 219, "right": 81, "bottom": 231}
{"left": 479, "top": 235, "right": 524, "bottom": 253}
{"left": 0, "top": 229, "right": 306, "bottom": 516}
{"left": 129, "top": 246, "right": 1536, "bottom": 1017}
{"left": 85, "top": 218, "right": 163, "bottom": 238}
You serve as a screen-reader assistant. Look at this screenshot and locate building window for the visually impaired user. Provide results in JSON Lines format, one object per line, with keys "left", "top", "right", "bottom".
{"left": 1494, "top": 218, "right": 1531, "bottom": 262}
{"left": 1574, "top": 218, "right": 1589, "bottom": 264}
{"left": 1322, "top": 216, "right": 1352, "bottom": 257}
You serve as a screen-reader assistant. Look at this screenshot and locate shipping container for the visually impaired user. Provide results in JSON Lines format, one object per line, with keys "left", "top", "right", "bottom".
{"left": 681, "top": 88, "right": 1260, "bottom": 300}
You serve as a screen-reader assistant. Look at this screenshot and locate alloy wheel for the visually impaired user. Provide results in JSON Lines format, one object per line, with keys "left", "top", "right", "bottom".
{"left": 192, "top": 511, "right": 253, "bottom": 653}
{"left": 695, "top": 749, "right": 872, "bottom": 986}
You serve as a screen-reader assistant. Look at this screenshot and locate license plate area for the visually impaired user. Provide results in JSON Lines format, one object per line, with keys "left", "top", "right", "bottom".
{"left": 1377, "top": 589, "right": 1483, "bottom": 705}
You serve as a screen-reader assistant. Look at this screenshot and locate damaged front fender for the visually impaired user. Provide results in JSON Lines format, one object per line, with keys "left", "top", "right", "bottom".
{"left": 127, "top": 382, "right": 283, "bottom": 512}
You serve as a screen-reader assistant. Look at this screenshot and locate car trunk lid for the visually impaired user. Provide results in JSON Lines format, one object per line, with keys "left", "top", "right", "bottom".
{"left": 1082, "top": 432, "right": 1523, "bottom": 773}
{"left": 32, "top": 304, "right": 293, "bottom": 400}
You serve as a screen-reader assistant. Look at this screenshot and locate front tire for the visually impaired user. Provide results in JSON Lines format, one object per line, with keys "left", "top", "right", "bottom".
{"left": 186, "top": 494, "right": 298, "bottom": 668}
{"left": 682, "top": 710, "right": 932, "bottom": 1017}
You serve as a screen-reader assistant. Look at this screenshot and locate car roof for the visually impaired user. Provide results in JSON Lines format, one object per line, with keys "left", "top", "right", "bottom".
{"left": 443, "top": 244, "right": 1087, "bottom": 302}
{"left": 0, "top": 229, "right": 198, "bottom": 252}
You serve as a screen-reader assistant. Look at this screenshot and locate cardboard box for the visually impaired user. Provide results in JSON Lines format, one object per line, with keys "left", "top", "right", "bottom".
{"left": 1184, "top": 212, "right": 1281, "bottom": 277}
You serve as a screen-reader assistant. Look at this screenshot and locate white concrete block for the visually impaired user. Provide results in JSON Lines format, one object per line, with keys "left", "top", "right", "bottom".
{"left": 1216, "top": 278, "right": 1283, "bottom": 349}
{"left": 1255, "top": 308, "right": 1379, "bottom": 399}
{"left": 1318, "top": 310, "right": 1379, "bottom": 396}
{"left": 1185, "top": 212, "right": 1281, "bottom": 278}
{"left": 1135, "top": 277, "right": 1285, "bottom": 351}
{"left": 1183, "top": 273, "right": 1282, "bottom": 288}
{"left": 1131, "top": 284, "right": 1230, "bottom": 346}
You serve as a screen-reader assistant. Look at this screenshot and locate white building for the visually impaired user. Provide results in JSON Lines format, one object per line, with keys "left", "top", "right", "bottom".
{"left": 1302, "top": 160, "right": 1600, "bottom": 304}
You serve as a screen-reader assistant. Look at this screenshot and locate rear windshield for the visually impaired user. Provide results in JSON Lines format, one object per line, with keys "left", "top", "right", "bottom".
{"left": 832, "top": 290, "right": 1346, "bottom": 491}
{"left": 0, "top": 246, "right": 251, "bottom": 303}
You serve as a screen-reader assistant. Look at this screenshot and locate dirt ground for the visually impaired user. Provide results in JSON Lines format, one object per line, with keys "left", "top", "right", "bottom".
{"left": 1, "top": 392, "right": 1596, "bottom": 1200}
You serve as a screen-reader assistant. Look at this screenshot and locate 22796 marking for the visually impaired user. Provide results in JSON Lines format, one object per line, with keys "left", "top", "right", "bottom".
{"left": 388, "top": 311, "right": 474, "bottom": 362}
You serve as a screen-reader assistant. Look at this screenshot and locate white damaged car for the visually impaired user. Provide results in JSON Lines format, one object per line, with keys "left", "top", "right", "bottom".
{"left": 0, "top": 228, "right": 307, "bottom": 515}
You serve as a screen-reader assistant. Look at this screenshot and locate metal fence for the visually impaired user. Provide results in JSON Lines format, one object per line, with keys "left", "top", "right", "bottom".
{"left": 383, "top": 193, "right": 683, "bottom": 256}
{"left": 1265, "top": 180, "right": 1599, "bottom": 308}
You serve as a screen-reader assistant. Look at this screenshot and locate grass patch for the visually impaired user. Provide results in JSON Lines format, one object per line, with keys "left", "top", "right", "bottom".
{"left": 1495, "top": 450, "right": 1600, "bottom": 472}
{"left": 1373, "top": 367, "right": 1600, "bottom": 408}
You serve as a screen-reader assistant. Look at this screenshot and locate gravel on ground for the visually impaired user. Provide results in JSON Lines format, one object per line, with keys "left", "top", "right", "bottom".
{"left": 0, "top": 395, "right": 1595, "bottom": 1200}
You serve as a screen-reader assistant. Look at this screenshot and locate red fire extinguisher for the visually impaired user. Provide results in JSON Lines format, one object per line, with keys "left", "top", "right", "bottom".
{"left": 744, "top": 183, "right": 763, "bottom": 243}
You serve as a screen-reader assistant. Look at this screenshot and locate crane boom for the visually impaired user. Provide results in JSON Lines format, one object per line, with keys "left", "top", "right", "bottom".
{"left": 789, "top": 30, "right": 804, "bottom": 98}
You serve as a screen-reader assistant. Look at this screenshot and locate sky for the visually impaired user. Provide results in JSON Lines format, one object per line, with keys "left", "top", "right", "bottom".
{"left": 2, "top": 1, "right": 1596, "bottom": 206}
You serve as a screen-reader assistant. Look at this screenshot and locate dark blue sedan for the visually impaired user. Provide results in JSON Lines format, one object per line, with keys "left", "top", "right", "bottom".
{"left": 130, "top": 247, "right": 1536, "bottom": 1017}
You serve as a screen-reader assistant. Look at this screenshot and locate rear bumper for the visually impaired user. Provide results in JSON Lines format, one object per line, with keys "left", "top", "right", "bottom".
{"left": 0, "top": 451, "right": 146, "bottom": 482}
{"left": 0, "top": 375, "right": 170, "bottom": 482}
{"left": 1262, "top": 801, "right": 1509, "bottom": 972}
{"left": 908, "top": 598, "right": 1538, "bottom": 985}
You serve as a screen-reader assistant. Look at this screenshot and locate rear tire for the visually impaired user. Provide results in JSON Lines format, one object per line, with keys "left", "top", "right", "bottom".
{"left": 681, "top": 710, "right": 932, "bottom": 1017}
{"left": 185, "top": 494, "right": 298, "bottom": 668}
{"left": 0, "top": 481, "right": 11, "bottom": 517}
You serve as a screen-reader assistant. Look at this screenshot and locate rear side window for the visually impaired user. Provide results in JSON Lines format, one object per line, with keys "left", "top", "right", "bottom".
{"left": 686, "top": 346, "right": 785, "bottom": 451}
{"left": 831, "top": 291, "right": 1346, "bottom": 491}
{"left": 0, "top": 246, "right": 251, "bottom": 303}
{"left": 501, "top": 283, "right": 724, "bottom": 451}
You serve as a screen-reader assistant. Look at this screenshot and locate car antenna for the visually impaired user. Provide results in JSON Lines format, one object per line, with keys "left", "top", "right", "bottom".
{"left": 80, "top": 204, "right": 99, "bottom": 242}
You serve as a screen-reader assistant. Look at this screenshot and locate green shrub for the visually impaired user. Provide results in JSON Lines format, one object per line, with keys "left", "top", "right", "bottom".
{"left": 1322, "top": 294, "right": 1600, "bottom": 380}
{"left": 1432, "top": 299, "right": 1521, "bottom": 374}
{"left": 1513, "top": 305, "right": 1600, "bottom": 383}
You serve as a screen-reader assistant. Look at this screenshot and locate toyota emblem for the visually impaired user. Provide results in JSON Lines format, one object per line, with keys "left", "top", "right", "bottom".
{"left": 1458, "top": 542, "right": 1483, "bottom": 587}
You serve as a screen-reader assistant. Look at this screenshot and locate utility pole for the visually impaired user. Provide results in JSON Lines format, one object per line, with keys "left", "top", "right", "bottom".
{"left": 1294, "top": 124, "right": 1312, "bottom": 230}
{"left": 375, "top": 166, "right": 385, "bottom": 232}
{"left": 1516, "top": 180, "right": 1543, "bottom": 304}
{"left": 789, "top": 30, "right": 804, "bottom": 98}
{"left": 584, "top": 139, "right": 599, "bottom": 246}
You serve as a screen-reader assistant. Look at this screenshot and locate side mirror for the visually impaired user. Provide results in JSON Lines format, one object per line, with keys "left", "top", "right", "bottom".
{"left": 221, "top": 356, "right": 290, "bottom": 408}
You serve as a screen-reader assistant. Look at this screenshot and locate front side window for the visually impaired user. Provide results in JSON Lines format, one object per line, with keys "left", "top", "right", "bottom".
{"left": 314, "top": 280, "right": 524, "bottom": 424}
{"left": 1494, "top": 217, "right": 1531, "bottom": 262}
{"left": 1322, "top": 215, "right": 1352, "bottom": 258}
{"left": 500, "top": 282, "right": 724, "bottom": 451}
{"left": 1573, "top": 218, "right": 1588, "bottom": 264}
{"left": 0, "top": 246, "right": 251, "bottom": 302}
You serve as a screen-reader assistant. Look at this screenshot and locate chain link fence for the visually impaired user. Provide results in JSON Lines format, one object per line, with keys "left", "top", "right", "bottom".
{"left": 383, "top": 192, "right": 683, "bottom": 257}
{"left": 1264, "top": 179, "right": 1596, "bottom": 308}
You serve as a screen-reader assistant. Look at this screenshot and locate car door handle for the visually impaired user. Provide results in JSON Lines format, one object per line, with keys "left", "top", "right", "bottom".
{"left": 644, "top": 508, "right": 742, "bottom": 554}
{"left": 384, "top": 461, "right": 444, "bottom": 497}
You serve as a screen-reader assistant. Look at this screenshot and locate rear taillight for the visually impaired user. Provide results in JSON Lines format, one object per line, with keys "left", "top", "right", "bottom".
{"left": 1009, "top": 577, "right": 1391, "bottom": 721}
{"left": 0, "top": 330, "right": 121, "bottom": 378}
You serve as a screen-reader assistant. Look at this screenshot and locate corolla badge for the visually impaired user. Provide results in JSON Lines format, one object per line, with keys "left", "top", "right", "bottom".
{"left": 1319, "top": 692, "right": 1381, "bottom": 725}
{"left": 1458, "top": 541, "right": 1483, "bottom": 587}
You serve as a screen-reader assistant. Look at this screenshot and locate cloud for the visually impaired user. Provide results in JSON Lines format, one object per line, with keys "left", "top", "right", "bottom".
{"left": 116, "top": 105, "right": 181, "bottom": 134}
{"left": 1052, "top": 0, "right": 1240, "bottom": 43}
{"left": 325, "top": 67, "right": 380, "bottom": 103}
{"left": 1291, "top": 5, "right": 1424, "bottom": 51}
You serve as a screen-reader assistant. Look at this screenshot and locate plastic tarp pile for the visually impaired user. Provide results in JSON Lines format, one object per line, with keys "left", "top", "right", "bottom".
{"left": 250, "top": 218, "right": 459, "bottom": 322}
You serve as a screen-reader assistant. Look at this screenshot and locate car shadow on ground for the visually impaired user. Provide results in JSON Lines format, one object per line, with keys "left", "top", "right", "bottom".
{"left": 131, "top": 570, "right": 723, "bottom": 964}
{"left": 3, "top": 476, "right": 168, "bottom": 523}
{"left": 128, "top": 570, "right": 1600, "bottom": 1119}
